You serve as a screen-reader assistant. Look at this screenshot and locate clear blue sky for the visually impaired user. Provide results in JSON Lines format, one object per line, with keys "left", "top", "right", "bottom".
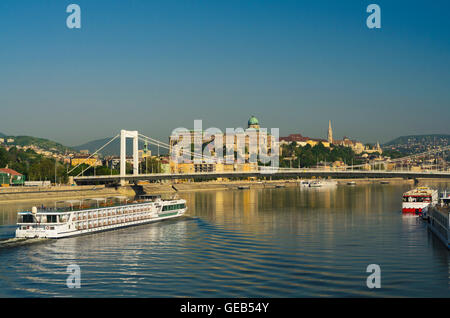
{"left": 0, "top": 0, "right": 449, "bottom": 146}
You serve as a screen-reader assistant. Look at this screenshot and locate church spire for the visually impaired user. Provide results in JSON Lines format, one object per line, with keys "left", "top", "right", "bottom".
{"left": 327, "top": 120, "right": 333, "bottom": 144}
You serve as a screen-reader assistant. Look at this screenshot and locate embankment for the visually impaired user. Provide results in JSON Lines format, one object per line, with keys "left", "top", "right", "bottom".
{"left": 0, "top": 185, "right": 136, "bottom": 203}
{"left": 171, "top": 180, "right": 298, "bottom": 192}
{"left": 0, "top": 177, "right": 424, "bottom": 203}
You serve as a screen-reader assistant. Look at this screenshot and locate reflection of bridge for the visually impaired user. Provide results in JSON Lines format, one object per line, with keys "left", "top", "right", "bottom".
{"left": 71, "top": 130, "right": 450, "bottom": 185}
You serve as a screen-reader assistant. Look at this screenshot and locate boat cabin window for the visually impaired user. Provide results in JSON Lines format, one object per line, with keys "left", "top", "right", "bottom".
{"left": 140, "top": 195, "right": 161, "bottom": 201}
{"left": 403, "top": 195, "right": 431, "bottom": 203}
{"left": 47, "top": 215, "right": 58, "bottom": 223}
{"left": 162, "top": 203, "right": 186, "bottom": 211}
{"left": 21, "top": 215, "right": 34, "bottom": 223}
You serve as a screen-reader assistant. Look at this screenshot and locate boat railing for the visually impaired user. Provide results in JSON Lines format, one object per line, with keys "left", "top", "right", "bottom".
{"left": 24, "top": 200, "right": 153, "bottom": 213}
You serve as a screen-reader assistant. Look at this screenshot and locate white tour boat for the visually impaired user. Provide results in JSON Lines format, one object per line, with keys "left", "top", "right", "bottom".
{"left": 15, "top": 195, "right": 187, "bottom": 239}
{"left": 401, "top": 187, "right": 438, "bottom": 215}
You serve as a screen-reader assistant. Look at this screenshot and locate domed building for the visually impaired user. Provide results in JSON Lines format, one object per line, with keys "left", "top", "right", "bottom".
{"left": 248, "top": 116, "right": 260, "bottom": 129}
{"left": 168, "top": 115, "right": 277, "bottom": 173}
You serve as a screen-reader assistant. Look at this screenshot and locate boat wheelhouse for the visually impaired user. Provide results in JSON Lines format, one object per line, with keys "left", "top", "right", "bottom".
{"left": 15, "top": 195, "right": 187, "bottom": 239}
{"left": 300, "top": 180, "right": 310, "bottom": 187}
{"left": 402, "top": 187, "right": 438, "bottom": 215}
{"left": 428, "top": 191, "right": 450, "bottom": 249}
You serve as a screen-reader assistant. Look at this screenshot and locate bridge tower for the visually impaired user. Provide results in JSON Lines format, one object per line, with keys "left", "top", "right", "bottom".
{"left": 120, "top": 130, "right": 139, "bottom": 185}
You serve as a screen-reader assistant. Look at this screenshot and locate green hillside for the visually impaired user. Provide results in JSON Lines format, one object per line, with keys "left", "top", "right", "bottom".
{"left": 382, "top": 134, "right": 450, "bottom": 155}
{"left": 6, "top": 135, "right": 73, "bottom": 154}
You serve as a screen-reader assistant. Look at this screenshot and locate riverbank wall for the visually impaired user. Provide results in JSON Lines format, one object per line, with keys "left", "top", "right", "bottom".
{"left": 0, "top": 185, "right": 136, "bottom": 203}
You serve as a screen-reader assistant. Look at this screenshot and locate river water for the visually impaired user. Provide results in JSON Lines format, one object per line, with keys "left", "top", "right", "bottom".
{"left": 0, "top": 182, "right": 449, "bottom": 297}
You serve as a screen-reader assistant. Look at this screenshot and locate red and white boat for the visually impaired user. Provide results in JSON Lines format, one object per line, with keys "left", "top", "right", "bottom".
{"left": 402, "top": 187, "right": 438, "bottom": 215}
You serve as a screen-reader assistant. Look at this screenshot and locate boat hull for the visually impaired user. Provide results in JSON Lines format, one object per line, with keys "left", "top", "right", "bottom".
{"left": 401, "top": 202, "right": 430, "bottom": 215}
{"left": 428, "top": 204, "right": 450, "bottom": 249}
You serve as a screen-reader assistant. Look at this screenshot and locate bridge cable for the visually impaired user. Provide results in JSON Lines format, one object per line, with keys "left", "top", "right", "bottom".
{"left": 68, "top": 134, "right": 120, "bottom": 176}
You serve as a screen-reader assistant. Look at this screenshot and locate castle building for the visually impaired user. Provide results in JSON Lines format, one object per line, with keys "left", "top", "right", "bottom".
{"left": 168, "top": 116, "right": 275, "bottom": 173}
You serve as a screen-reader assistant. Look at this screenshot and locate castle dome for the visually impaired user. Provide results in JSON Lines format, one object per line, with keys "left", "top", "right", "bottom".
{"left": 248, "top": 116, "right": 259, "bottom": 127}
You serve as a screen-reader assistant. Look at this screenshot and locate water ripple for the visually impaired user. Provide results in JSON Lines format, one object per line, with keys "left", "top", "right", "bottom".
{"left": 1, "top": 185, "right": 449, "bottom": 297}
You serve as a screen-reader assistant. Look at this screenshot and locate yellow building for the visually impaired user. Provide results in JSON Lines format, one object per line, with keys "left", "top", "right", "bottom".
{"left": 170, "top": 162, "right": 194, "bottom": 174}
{"left": 169, "top": 161, "right": 259, "bottom": 174}
{"left": 306, "top": 140, "right": 319, "bottom": 147}
{"left": 385, "top": 163, "right": 396, "bottom": 170}
{"left": 236, "top": 162, "right": 258, "bottom": 172}
{"left": 71, "top": 155, "right": 101, "bottom": 167}
{"left": 215, "top": 163, "right": 235, "bottom": 172}
{"left": 305, "top": 140, "right": 330, "bottom": 148}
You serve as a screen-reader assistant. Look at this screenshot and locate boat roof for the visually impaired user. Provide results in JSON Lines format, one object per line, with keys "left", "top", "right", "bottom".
{"left": 404, "top": 187, "right": 437, "bottom": 196}
{"left": 56, "top": 200, "right": 82, "bottom": 204}
{"left": 107, "top": 196, "right": 128, "bottom": 200}
{"left": 83, "top": 198, "right": 107, "bottom": 202}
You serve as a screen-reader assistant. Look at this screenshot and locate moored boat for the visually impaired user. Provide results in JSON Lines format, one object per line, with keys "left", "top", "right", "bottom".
{"left": 15, "top": 195, "right": 187, "bottom": 239}
{"left": 300, "top": 180, "right": 310, "bottom": 187}
{"left": 402, "top": 187, "right": 438, "bottom": 215}
{"left": 300, "top": 180, "right": 337, "bottom": 189}
{"left": 309, "top": 181, "right": 322, "bottom": 188}
{"left": 428, "top": 191, "right": 450, "bottom": 249}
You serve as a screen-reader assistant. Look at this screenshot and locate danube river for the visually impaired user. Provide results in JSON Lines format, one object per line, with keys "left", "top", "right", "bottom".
{"left": 0, "top": 182, "right": 449, "bottom": 297}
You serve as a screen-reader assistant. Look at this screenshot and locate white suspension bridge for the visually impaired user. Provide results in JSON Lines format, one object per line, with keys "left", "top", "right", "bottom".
{"left": 71, "top": 130, "right": 450, "bottom": 185}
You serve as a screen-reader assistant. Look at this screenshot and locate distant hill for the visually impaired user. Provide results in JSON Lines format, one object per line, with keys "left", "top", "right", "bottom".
{"left": 0, "top": 132, "right": 6, "bottom": 138}
{"left": 383, "top": 134, "right": 450, "bottom": 146}
{"left": 6, "top": 135, "right": 74, "bottom": 154}
{"left": 383, "top": 134, "right": 450, "bottom": 154}
{"left": 74, "top": 137, "right": 168, "bottom": 157}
